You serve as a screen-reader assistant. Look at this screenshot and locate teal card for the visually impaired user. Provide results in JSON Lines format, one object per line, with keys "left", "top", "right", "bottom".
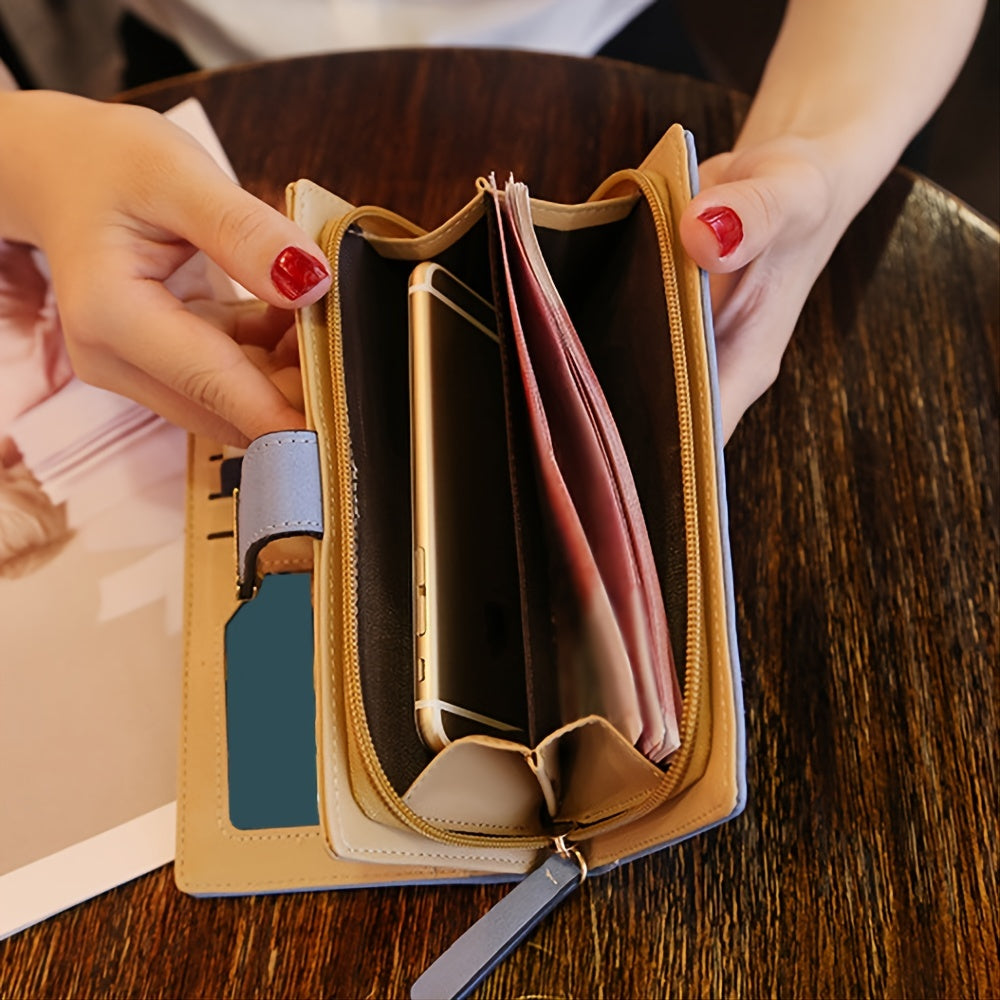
{"left": 224, "top": 572, "right": 318, "bottom": 829}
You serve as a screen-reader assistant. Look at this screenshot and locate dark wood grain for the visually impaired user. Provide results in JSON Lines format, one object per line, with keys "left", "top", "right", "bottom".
{"left": 2, "top": 49, "right": 996, "bottom": 1000}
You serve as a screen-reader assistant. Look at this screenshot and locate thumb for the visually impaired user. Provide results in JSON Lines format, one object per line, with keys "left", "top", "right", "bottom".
{"left": 163, "top": 147, "right": 332, "bottom": 308}
{"left": 680, "top": 151, "right": 831, "bottom": 276}
{"left": 680, "top": 175, "right": 788, "bottom": 274}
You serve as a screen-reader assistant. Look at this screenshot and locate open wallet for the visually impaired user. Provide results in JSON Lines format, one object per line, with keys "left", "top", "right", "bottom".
{"left": 176, "top": 124, "right": 746, "bottom": 999}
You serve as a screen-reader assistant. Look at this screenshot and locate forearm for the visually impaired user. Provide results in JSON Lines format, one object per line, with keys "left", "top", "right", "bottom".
{"left": 738, "top": 0, "right": 986, "bottom": 215}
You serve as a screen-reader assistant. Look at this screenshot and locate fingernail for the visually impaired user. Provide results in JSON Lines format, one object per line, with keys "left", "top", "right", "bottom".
{"left": 270, "top": 246, "right": 329, "bottom": 300}
{"left": 698, "top": 206, "right": 743, "bottom": 257}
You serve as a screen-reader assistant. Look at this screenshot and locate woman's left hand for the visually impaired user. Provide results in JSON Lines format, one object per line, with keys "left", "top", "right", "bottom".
{"left": 679, "top": 135, "right": 850, "bottom": 440}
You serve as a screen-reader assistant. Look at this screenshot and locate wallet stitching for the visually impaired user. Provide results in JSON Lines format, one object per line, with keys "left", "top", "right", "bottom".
{"left": 533, "top": 200, "right": 629, "bottom": 221}
{"left": 412, "top": 816, "right": 535, "bottom": 834}
{"left": 563, "top": 788, "right": 657, "bottom": 826}
{"left": 365, "top": 199, "right": 482, "bottom": 253}
{"left": 177, "top": 441, "right": 198, "bottom": 868}
{"left": 257, "top": 556, "right": 313, "bottom": 572}
{"left": 246, "top": 518, "right": 323, "bottom": 544}
{"left": 675, "top": 134, "right": 738, "bottom": 832}
{"left": 181, "top": 870, "right": 452, "bottom": 891}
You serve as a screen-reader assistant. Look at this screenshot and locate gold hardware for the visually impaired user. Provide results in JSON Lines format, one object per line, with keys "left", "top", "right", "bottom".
{"left": 553, "top": 834, "right": 588, "bottom": 883}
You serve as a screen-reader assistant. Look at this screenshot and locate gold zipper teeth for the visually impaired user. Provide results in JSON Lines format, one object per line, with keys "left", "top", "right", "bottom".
{"left": 621, "top": 171, "right": 704, "bottom": 813}
{"left": 319, "top": 168, "right": 706, "bottom": 848}
{"left": 322, "top": 215, "right": 551, "bottom": 852}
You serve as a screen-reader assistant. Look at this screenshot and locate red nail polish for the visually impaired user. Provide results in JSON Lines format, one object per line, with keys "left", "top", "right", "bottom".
{"left": 698, "top": 206, "right": 743, "bottom": 258}
{"left": 270, "top": 246, "right": 329, "bottom": 300}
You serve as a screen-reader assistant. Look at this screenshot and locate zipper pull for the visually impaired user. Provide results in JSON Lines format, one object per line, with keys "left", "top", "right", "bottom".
{"left": 410, "top": 837, "right": 587, "bottom": 1000}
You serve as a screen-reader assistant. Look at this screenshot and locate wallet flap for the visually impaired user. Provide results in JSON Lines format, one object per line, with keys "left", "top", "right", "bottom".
{"left": 235, "top": 430, "right": 323, "bottom": 599}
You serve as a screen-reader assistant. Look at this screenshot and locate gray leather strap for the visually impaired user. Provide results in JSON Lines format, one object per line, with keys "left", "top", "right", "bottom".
{"left": 410, "top": 852, "right": 583, "bottom": 1000}
{"left": 235, "top": 431, "right": 323, "bottom": 598}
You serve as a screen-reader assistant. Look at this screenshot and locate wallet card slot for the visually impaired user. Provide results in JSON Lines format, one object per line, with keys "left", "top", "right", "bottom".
{"left": 338, "top": 228, "right": 430, "bottom": 795}
{"left": 536, "top": 716, "right": 663, "bottom": 827}
{"left": 338, "top": 220, "right": 508, "bottom": 797}
{"left": 399, "top": 715, "right": 664, "bottom": 839}
{"left": 494, "top": 180, "right": 682, "bottom": 763}
{"left": 536, "top": 201, "right": 712, "bottom": 807}
{"left": 402, "top": 738, "right": 550, "bottom": 837}
{"left": 535, "top": 208, "right": 689, "bottom": 689}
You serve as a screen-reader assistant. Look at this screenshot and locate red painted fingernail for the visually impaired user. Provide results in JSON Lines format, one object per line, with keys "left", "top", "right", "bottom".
{"left": 270, "top": 246, "right": 329, "bottom": 300}
{"left": 698, "top": 206, "right": 743, "bottom": 257}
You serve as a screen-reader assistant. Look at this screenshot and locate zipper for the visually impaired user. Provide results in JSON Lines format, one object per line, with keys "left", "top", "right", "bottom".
{"left": 317, "top": 167, "right": 707, "bottom": 851}
{"left": 549, "top": 167, "right": 705, "bottom": 834}
{"left": 603, "top": 168, "right": 706, "bottom": 812}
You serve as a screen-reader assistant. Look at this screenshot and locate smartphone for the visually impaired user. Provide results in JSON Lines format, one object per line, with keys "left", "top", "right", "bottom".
{"left": 408, "top": 261, "right": 528, "bottom": 751}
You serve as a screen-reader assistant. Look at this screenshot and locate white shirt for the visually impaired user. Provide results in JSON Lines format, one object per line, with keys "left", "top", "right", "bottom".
{"left": 128, "top": 0, "right": 654, "bottom": 68}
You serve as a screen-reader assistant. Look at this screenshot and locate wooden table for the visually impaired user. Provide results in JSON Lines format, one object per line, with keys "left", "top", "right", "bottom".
{"left": 2, "top": 49, "right": 997, "bottom": 999}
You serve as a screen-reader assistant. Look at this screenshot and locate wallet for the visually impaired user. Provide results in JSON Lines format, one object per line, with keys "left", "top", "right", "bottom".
{"left": 175, "top": 124, "right": 745, "bottom": 998}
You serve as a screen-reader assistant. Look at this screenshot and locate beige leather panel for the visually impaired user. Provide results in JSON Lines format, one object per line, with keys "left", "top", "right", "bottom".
{"left": 176, "top": 433, "right": 462, "bottom": 893}
{"left": 537, "top": 716, "right": 664, "bottom": 827}
{"left": 255, "top": 534, "right": 314, "bottom": 578}
{"left": 403, "top": 739, "right": 547, "bottom": 836}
